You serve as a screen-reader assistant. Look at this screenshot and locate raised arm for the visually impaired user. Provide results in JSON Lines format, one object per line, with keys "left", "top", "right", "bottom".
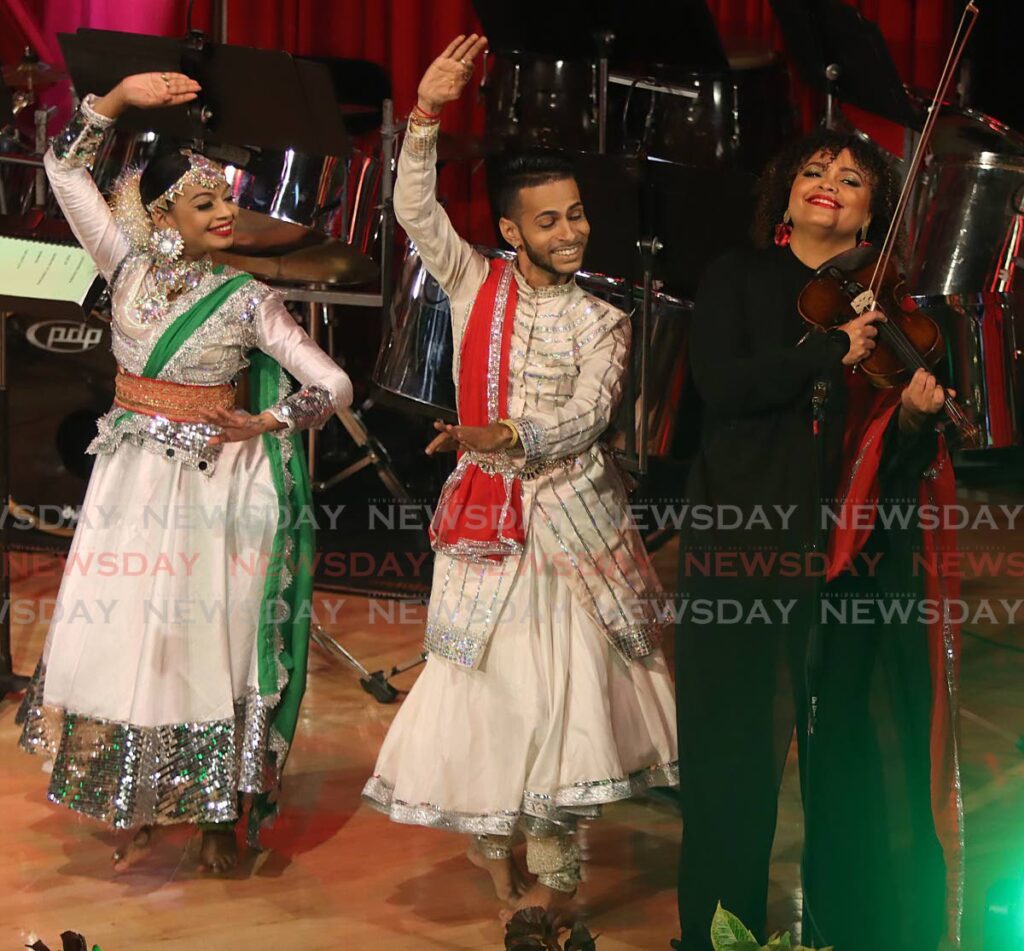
{"left": 44, "top": 96, "right": 128, "bottom": 281}
{"left": 394, "top": 34, "right": 490, "bottom": 298}
{"left": 44, "top": 74, "right": 201, "bottom": 281}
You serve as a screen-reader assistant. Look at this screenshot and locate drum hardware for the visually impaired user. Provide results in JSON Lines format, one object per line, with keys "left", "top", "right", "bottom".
{"left": 595, "top": 30, "right": 615, "bottom": 154}
{"left": 311, "top": 622, "right": 426, "bottom": 704}
{"left": 2, "top": 50, "right": 68, "bottom": 94}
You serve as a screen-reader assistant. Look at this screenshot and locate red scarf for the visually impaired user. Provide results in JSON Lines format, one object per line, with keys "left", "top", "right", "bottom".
{"left": 430, "top": 260, "right": 526, "bottom": 560}
{"left": 827, "top": 368, "right": 962, "bottom": 941}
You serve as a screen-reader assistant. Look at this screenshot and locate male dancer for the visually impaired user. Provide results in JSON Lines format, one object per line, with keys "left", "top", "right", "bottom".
{"left": 363, "top": 35, "right": 678, "bottom": 923}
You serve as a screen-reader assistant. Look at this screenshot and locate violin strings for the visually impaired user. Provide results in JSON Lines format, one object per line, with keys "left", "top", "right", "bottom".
{"left": 868, "top": 1, "right": 979, "bottom": 298}
{"left": 878, "top": 320, "right": 969, "bottom": 429}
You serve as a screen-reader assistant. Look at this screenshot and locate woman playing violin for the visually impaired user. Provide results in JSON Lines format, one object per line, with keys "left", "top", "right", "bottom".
{"left": 674, "top": 128, "right": 960, "bottom": 951}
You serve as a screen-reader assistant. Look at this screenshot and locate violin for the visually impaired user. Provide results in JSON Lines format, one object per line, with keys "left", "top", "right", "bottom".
{"left": 796, "top": 1, "right": 983, "bottom": 450}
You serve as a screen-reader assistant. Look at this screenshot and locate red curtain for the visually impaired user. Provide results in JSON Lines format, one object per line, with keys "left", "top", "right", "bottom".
{"left": 10, "top": 0, "right": 953, "bottom": 232}
{"left": 705, "top": 0, "right": 952, "bottom": 87}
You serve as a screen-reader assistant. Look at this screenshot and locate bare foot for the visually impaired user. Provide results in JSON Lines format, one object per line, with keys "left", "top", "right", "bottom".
{"left": 466, "top": 846, "right": 528, "bottom": 904}
{"left": 198, "top": 827, "right": 239, "bottom": 874}
{"left": 111, "top": 825, "right": 153, "bottom": 869}
{"left": 499, "top": 881, "right": 577, "bottom": 928}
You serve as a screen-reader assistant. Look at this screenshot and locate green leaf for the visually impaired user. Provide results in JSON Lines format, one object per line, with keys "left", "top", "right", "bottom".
{"left": 710, "top": 903, "right": 760, "bottom": 951}
{"left": 765, "top": 932, "right": 792, "bottom": 950}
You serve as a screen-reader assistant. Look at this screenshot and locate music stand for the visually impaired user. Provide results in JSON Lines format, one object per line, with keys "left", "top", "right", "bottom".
{"left": 59, "top": 29, "right": 348, "bottom": 155}
{"left": 768, "top": 0, "right": 921, "bottom": 128}
{"left": 472, "top": 0, "right": 727, "bottom": 70}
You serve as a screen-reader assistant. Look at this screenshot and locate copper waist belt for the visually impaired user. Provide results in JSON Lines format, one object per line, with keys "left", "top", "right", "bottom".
{"left": 114, "top": 370, "right": 235, "bottom": 423}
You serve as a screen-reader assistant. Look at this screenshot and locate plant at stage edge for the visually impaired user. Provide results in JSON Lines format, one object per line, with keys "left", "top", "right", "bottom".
{"left": 26, "top": 932, "right": 101, "bottom": 951}
{"left": 504, "top": 907, "right": 598, "bottom": 951}
{"left": 711, "top": 903, "right": 834, "bottom": 951}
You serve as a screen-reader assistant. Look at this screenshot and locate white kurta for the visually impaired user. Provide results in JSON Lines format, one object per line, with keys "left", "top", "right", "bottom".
{"left": 18, "top": 138, "right": 352, "bottom": 829}
{"left": 362, "top": 121, "right": 678, "bottom": 835}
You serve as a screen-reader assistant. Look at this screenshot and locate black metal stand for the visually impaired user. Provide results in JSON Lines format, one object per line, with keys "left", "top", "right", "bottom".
{"left": 0, "top": 312, "right": 30, "bottom": 698}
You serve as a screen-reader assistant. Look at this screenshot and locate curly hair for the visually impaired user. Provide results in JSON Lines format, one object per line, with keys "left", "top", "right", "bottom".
{"left": 751, "top": 128, "right": 902, "bottom": 253}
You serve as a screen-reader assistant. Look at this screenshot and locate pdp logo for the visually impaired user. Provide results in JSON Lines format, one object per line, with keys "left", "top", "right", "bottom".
{"left": 25, "top": 320, "right": 104, "bottom": 353}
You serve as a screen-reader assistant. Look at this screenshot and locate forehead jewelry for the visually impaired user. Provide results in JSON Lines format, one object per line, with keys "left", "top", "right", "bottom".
{"left": 145, "top": 149, "right": 227, "bottom": 214}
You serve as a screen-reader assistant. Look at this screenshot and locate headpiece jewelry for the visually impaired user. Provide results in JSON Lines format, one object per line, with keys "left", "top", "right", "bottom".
{"left": 108, "top": 149, "right": 227, "bottom": 323}
{"left": 109, "top": 149, "right": 229, "bottom": 252}
{"left": 145, "top": 149, "right": 227, "bottom": 214}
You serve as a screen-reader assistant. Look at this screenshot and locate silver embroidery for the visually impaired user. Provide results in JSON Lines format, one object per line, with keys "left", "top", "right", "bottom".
{"left": 267, "top": 383, "right": 334, "bottom": 433}
{"left": 88, "top": 408, "right": 222, "bottom": 475}
{"left": 361, "top": 760, "right": 678, "bottom": 836}
{"left": 49, "top": 94, "right": 114, "bottom": 169}
{"left": 17, "top": 662, "right": 288, "bottom": 828}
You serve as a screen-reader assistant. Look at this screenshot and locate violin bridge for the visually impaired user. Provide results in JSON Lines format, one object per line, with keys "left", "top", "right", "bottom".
{"left": 850, "top": 289, "right": 876, "bottom": 314}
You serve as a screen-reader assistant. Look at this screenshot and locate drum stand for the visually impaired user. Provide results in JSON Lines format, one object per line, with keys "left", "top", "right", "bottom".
{"left": 277, "top": 100, "right": 410, "bottom": 500}
{"left": 310, "top": 622, "right": 426, "bottom": 703}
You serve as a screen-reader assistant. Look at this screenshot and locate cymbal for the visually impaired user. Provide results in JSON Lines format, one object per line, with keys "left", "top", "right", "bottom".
{"left": 3, "top": 60, "right": 68, "bottom": 91}
{"left": 213, "top": 240, "right": 379, "bottom": 287}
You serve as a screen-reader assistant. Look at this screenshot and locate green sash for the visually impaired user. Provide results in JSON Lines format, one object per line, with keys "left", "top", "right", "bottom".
{"left": 120, "top": 271, "right": 314, "bottom": 835}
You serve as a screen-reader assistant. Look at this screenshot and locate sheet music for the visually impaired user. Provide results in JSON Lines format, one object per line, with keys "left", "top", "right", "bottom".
{"left": 0, "top": 236, "right": 98, "bottom": 304}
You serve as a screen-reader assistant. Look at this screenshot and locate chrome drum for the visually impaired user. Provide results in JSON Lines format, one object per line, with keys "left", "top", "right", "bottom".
{"left": 484, "top": 53, "right": 597, "bottom": 151}
{"left": 371, "top": 241, "right": 460, "bottom": 420}
{"left": 224, "top": 147, "right": 343, "bottom": 232}
{"left": 911, "top": 292, "right": 1023, "bottom": 450}
{"left": 607, "top": 48, "right": 795, "bottom": 172}
{"left": 909, "top": 151, "right": 1024, "bottom": 296}
{"left": 907, "top": 108, "right": 1024, "bottom": 449}
{"left": 576, "top": 272, "right": 693, "bottom": 458}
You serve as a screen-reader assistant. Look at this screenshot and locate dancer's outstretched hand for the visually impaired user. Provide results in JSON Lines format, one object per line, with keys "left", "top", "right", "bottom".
{"left": 416, "top": 33, "right": 487, "bottom": 115}
{"left": 93, "top": 73, "right": 201, "bottom": 119}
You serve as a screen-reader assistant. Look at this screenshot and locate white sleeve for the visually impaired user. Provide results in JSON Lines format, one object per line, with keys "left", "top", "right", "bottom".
{"left": 393, "top": 119, "right": 488, "bottom": 299}
{"left": 256, "top": 293, "right": 354, "bottom": 432}
{"left": 44, "top": 95, "right": 129, "bottom": 282}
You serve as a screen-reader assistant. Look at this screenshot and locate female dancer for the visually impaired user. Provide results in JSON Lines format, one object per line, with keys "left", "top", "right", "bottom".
{"left": 675, "top": 129, "right": 961, "bottom": 951}
{"left": 17, "top": 73, "right": 352, "bottom": 873}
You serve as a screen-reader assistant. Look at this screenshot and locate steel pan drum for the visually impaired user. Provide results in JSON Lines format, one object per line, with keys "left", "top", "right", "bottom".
{"left": 371, "top": 241, "right": 461, "bottom": 420}
{"left": 484, "top": 52, "right": 598, "bottom": 151}
{"left": 577, "top": 273, "right": 692, "bottom": 458}
{"left": 907, "top": 106, "right": 1024, "bottom": 449}
{"left": 607, "top": 47, "right": 794, "bottom": 172}
{"left": 372, "top": 246, "right": 692, "bottom": 457}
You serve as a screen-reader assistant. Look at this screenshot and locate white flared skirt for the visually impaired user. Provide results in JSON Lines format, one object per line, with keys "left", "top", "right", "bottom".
{"left": 363, "top": 535, "right": 679, "bottom": 836}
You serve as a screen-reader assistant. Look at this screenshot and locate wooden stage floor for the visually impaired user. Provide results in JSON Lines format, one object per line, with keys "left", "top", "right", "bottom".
{"left": 2, "top": 488, "right": 1023, "bottom": 950}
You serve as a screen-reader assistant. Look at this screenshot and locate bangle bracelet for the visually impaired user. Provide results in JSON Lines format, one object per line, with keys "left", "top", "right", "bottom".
{"left": 499, "top": 419, "right": 520, "bottom": 449}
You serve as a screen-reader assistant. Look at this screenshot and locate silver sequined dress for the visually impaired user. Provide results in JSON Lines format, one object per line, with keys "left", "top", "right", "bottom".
{"left": 17, "top": 98, "right": 353, "bottom": 829}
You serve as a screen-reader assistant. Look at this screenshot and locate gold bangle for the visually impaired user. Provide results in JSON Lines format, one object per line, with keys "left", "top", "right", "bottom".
{"left": 499, "top": 419, "right": 520, "bottom": 449}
